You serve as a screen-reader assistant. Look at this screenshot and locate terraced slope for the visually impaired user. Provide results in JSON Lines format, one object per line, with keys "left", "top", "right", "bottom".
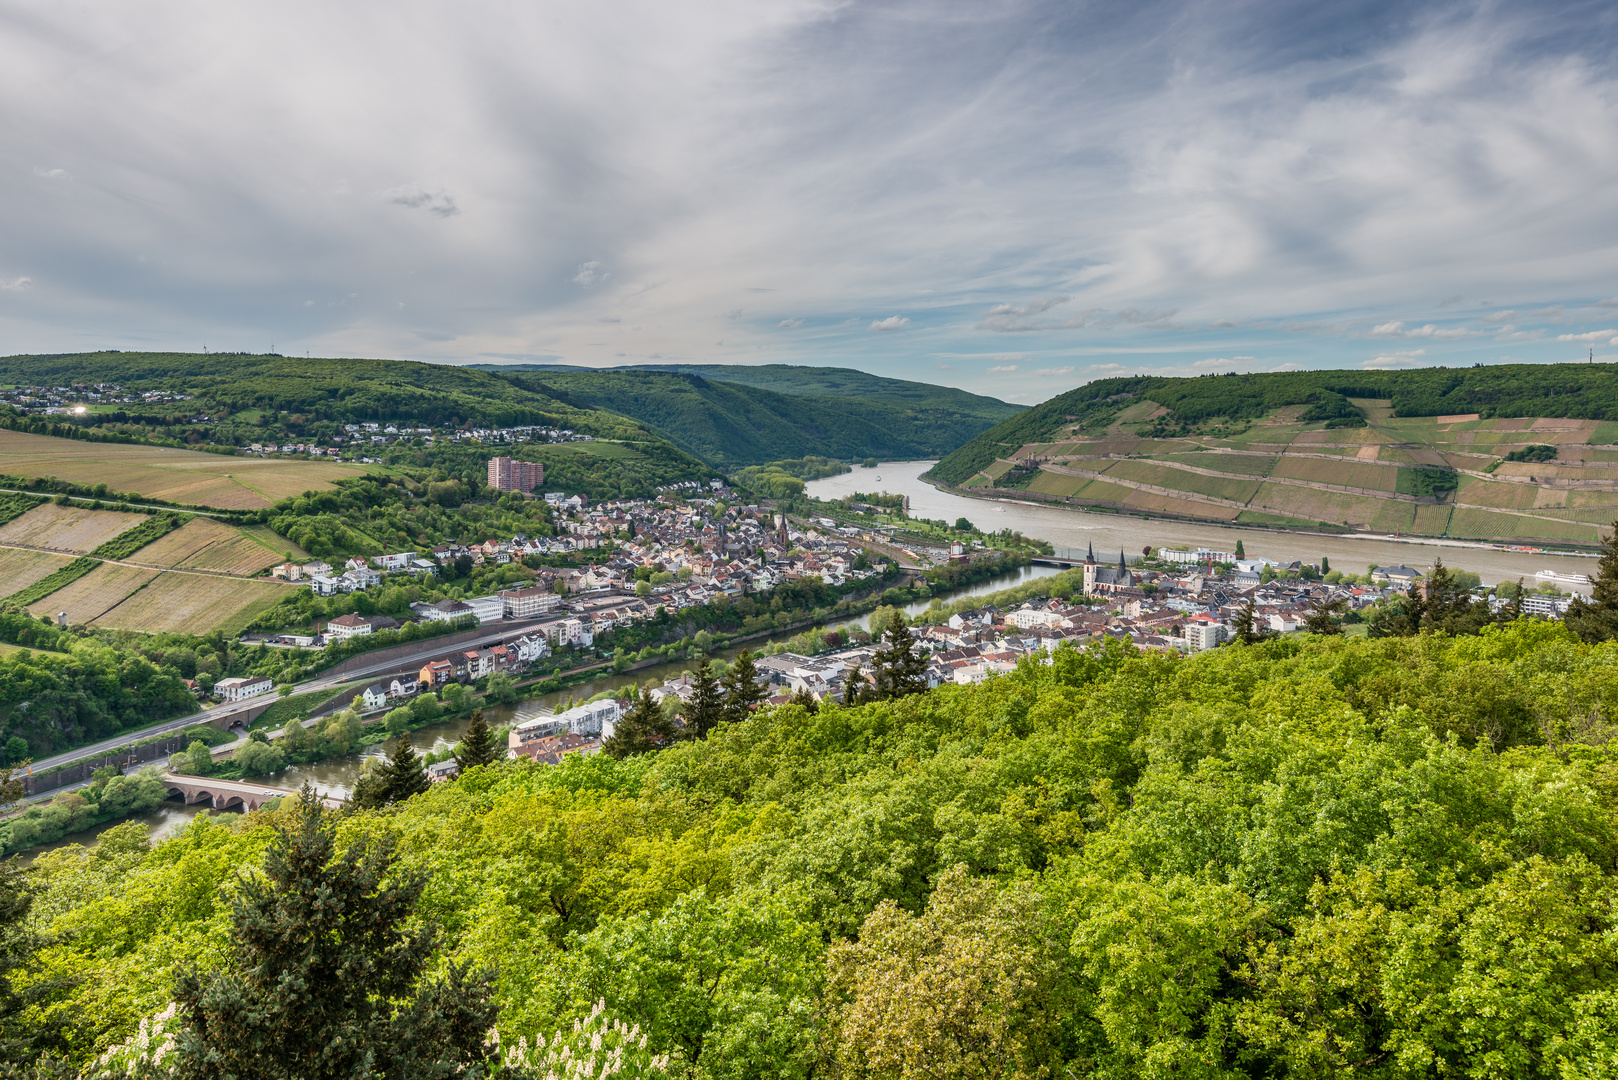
{"left": 942, "top": 392, "right": 1618, "bottom": 546}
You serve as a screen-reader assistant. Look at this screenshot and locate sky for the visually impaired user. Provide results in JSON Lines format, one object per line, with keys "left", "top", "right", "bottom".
{"left": 3, "top": 0, "right": 1618, "bottom": 403}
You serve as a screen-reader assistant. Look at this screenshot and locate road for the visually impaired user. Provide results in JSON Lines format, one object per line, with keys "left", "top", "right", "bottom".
{"left": 0, "top": 487, "right": 230, "bottom": 518}
{"left": 26, "top": 622, "right": 544, "bottom": 774}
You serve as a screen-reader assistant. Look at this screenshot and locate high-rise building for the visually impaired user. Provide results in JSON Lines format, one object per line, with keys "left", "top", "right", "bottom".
{"left": 487, "top": 456, "right": 544, "bottom": 492}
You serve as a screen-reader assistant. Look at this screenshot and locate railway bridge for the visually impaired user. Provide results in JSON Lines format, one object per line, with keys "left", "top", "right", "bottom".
{"left": 161, "top": 774, "right": 342, "bottom": 812}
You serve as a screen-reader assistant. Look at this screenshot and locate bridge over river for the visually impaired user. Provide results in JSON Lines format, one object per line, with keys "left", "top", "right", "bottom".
{"left": 161, "top": 774, "right": 342, "bottom": 813}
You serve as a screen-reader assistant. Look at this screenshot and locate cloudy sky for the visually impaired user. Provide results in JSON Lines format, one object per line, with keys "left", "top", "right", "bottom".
{"left": 3, "top": 0, "right": 1618, "bottom": 402}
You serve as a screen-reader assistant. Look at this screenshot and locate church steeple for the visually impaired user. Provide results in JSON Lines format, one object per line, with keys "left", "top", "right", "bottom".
{"left": 1118, "top": 549, "right": 1126, "bottom": 571}
{"left": 1086, "top": 541, "right": 1095, "bottom": 564}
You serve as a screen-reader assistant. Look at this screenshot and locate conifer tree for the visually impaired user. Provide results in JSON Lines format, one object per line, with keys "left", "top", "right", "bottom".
{"left": 604, "top": 688, "right": 675, "bottom": 758}
{"left": 682, "top": 660, "right": 724, "bottom": 740}
{"left": 1234, "top": 539, "right": 1246, "bottom": 559}
{"left": 790, "top": 685, "right": 820, "bottom": 713}
{"left": 1565, "top": 521, "right": 1618, "bottom": 642}
{"left": 454, "top": 709, "right": 500, "bottom": 773}
{"left": 172, "top": 790, "right": 496, "bottom": 1079}
{"left": 1232, "top": 595, "right": 1275, "bottom": 645}
{"left": 842, "top": 660, "right": 869, "bottom": 706}
{"left": 354, "top": 736, "right": 431, "bottom": 809}
{"left": 870, "top": 617, "right": 927, "bottom": 700}
{"left": 721, "top": 649, "right": 767, "bottom": 723}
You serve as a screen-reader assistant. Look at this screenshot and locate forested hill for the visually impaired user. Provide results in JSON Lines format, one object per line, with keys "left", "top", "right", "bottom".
{"left": 473, "top": 363, "right": 1022, "bottom": 465}
{"left": 931, "top": 361, "right": 1618, "bottom": 485}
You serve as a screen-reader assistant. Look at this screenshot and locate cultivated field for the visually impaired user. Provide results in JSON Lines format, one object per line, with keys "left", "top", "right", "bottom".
{"left": 0, "top": 503, "right": 145, "bottom": 553}
{"left": 90, "top": 573, "right": 288, "bottom": 635}
{"left": 27, "top": 564, "right": 158, "bottom": 624}
{"left": 0, "top": 429, "right": 371, "bottom": 509}
{"left": 127, "top": 518, "right": 283, "bottom": 575}
{"left": 976, "top": 399, "right": 1618, "bottom": 545}
{"left": 0, "top": 549, "right": 73, "bottom": 596}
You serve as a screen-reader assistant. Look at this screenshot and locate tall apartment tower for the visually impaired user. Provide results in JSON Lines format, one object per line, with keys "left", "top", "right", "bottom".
{"left": 487, "top": 456, "right": 544, "bottom": 493}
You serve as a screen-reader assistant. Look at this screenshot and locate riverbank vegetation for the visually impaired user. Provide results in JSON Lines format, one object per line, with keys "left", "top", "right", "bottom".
{"left": 10, "top": 616, "right": 1618, "bottom": 1077}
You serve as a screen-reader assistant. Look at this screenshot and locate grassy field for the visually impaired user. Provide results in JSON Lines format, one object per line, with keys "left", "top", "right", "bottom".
{"left": 0, "top": 549, "right": 73, "bottom": 596}
{"left": 128, "top": 518, "right": 284, "bottom": 575}
{"left": 89, "top": 572, "right": 288, "bottom": 635}
{"left": 0, "top": 640, "right": 70, "bottom": 658}
{"left": 0, "top": 503, "right": 145, "bottom": 553}
{"left": 235, "top": 523, "right": 311, "bottom": 561}
{"left": 27, "top": 563, "right": 158, "bottom": 623}
{"left": 0, "top": 429, "right": 371, "bottom": 509}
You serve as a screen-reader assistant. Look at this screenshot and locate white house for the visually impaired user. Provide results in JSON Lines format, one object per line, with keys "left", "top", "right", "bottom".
{"left": 326, "top": 613, "right": 372, "bottom": 641}
{"left": 371, "top": 551, "right": 417, "bottom": 572}
{"left": 214, "top": 675, "right": 273, "bottom": 702}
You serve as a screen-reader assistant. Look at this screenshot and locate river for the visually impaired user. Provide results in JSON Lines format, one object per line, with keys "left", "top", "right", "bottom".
{"left": 32, "top": 460, "right": 1593, "bottom": 852}
{"left": 806, "top": 460, "right": 1602, "bottom": 589}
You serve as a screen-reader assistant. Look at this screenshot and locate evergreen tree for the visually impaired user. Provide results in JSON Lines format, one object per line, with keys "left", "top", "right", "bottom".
{"left": 1420, "top": 559, "right": 1490, "bottom": 634}
{"left": 1301, "top": 595, "right": 1347, "bottom": 635}
{"left": 721, "top": 650, "right": 767, "bottom": 723}
{"left": 1232, "top": 595, "right": 1274, "bottom": 645}
{"left": 1234, "top": 539, "right": 1246, "bottom": 559}
{"left": 1321, "top": 555, "right": 1331, "bottom": 574}
{"left": 172, "top": 790, "right": 496, "bottom": 1079}
{"left": 1368, "top": 583, "right": 1424, "bottom": 638}
{"left": 1565, "top": 521, "right": 1618, "bottom": 642}
{"left": 790, "top": 685, "right": 820, "bottom": 713}
{"left": 354, "top": 736, "right": 431, "bottom": 809}
{"left": 870, "top": 617, "right": 927, "bottom": 700}
{"left": 1501, "top": 577, "right": 1526, "bottom": 623}
{"left": 604, "top": 688, "right": 675, "bottom": 759}
{"left": 454, "top": 709, "right": 499, "bottom": 773}
{"left": 842, "top": 661, "right": 869, "bottom": 706}
{"left": 682, "top": 660, "right": 724, "bottom": 741}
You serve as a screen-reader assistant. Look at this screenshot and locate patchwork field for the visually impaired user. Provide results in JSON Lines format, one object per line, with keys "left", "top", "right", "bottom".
{"left": 89, "top": 573, "right": 287, "bottom": 636}
{"left": 27, "top": 564, "right": 159, "bottom": 624}
{"left": 0, "top": 429, "right": 371, "bottom": 509}
{"left": 973, "top": 396, "right": 1618, "bottom": 546}
{"left": 127, "top": 518, "right": 283, "bottom": 575}
{"left": 0, "top": 503, "right": 145, "bottom": 553}
{"left": 0, "top": 548, "right": 73, "bottom": 596}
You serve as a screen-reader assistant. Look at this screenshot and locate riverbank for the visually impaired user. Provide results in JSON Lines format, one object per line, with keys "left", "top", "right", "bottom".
{"left": 806, "top": 462, "right": 1602, "bottom": 591}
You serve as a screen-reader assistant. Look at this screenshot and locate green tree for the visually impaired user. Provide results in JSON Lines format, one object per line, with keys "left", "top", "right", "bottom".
{"left": 1232, "top": 595, "right": 1274, "bottom": 645}
{"left": 171, "top": 791, "right": 496, "bottom": 1079}
{"left": 1234, "top": 539, "right": 1246, "bottom": 559}
{"left": 842, "top": 660, "right": 869, "bottom": 706}
{"left": 682, "top": 660, "right": 724, "bottom": 741}
{"left": 604, "top": 689, "right": 675, "bottom": 759}
{"left": 790, "top": 685, "right": 819, "bottom": 713}
{"left": 455, "top": 709, "right": 501, "bottom": 773}
{"left": 233, "top": 740, "right": 285, "bottom": 777}
{"left": 1565, "top": 520, "right": 1618, "bottom": 642}
{"left": 410, "top": 691, "right": 440, "bottom": 722}
{"left": 867, "top": 605, "right": 904, "bottom": 639}
{"left": 383, "top": 706, "right": 414, "bottom": 734}
{"left": 485, "top": 672, "right": 518, "bottom": 704}
{"left": 1302, "top": 596, "right": 1347, "bottom": 636}
{"left": 721, "top": 650, "right": 767, "bottom": 723}
{"left": 353, "top": 735, "right": 430, "bottom": 809}
{"left": 1260, "top": 564, "right": 1276, "bottom": 583}
{"left": 870, "top": 617, "right": 927, "bottom": 701}
{"left": 179, "top": 740, "right": 213, "bottom": 776}
{"left": 1321, "top": 555, "right": 1330, "bottom": 574}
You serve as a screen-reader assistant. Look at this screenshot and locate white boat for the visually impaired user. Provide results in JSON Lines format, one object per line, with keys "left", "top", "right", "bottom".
{"left": 1536, "top": 569, "right": 1591, "bottom": 585}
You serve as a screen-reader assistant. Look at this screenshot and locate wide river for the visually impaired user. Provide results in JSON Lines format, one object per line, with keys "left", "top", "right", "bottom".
{"left": 29, "top": 458, "right": 1598, "bottom": 856}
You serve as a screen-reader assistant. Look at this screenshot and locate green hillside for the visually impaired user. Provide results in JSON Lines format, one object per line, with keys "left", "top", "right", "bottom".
{"left": 476, "top": 363, "right": 1022, "bottom": 465}
{"left": 0, "top": 352, "right": 713, "bottom": 499}
{"left": 930, "top": 363, "right": 1618, "bottom": 547}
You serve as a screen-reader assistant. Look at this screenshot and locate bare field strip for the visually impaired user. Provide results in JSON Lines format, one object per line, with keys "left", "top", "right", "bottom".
{"left": 1162, "top": 453, "right": 1277, "bottom": 476}
{"left": 1123, "top": 490, "right": 1241, "bottom": 521}
{"left": 0, "top": 504, "right": 145, "bottom": 553}
{"left": 0, "top": 429, "right": 370, "bottom": 510}
{"left": 27, "top": 564, "right": 158, "bottom": 623}
{"left": 1269, "top": 456, "right": 1397, "bottom": 491}
{"left": 93, "top": 572, "right": 287, "bottom": 635}
{"left": 1106, "top": 460, "right": 1263, "bottom": 503}
{"left": 1071, "top": 480, "right": 1137, "bottom": 504}
{"left": 130, "top": 518, "right": 282, "bottom": 575}
{"left": 1454, "top": 478, "right": 1539, "bottom": 510}
{"left": 0, "top": 549, "right": 72, "bottom": 595}
{"left": 1250, "top": 484, "right": 1381, "bottom": 525}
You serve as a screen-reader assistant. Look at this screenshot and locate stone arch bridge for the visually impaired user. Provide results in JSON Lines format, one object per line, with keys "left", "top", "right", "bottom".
{"left": 161, "top": 774, "right": 342, "bottom": 813}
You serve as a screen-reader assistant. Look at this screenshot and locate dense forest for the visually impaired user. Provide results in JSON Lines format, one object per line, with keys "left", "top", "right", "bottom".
{"left": 11, "top": 619, "right": 1618, "bottom": 1078}
{"left": 486, "top": 367, "right": 1019, "bottom": 466}
{"left": 931, "top": 361, "right": 1618, "bottom": 483}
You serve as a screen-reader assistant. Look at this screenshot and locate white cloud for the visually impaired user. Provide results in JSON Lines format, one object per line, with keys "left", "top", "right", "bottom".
{"left": 1364, "top": 348, "right": 1429, "bottom": 369}
{"left": 1034, "top": 366, "right": 1075, "bottom": 376}
{"left": 0, "top": 277, "right": 33, "bottom": 291}
{"left": 988, "top": 363, "right": 1019, "bottom": 373}
{"left": 1555, "top": 330, "right": 1618, "bottom": 342}
{"left": 1369, "top": 321, "right": 1481, "bottom": 339}
{"left": 572, "top": 262, "right": 606, "bottom": 287}
{"left": 1482, "top": 309, "right": 1517, "bottom": 323}
{"left": 777, "top": 318, "right": 801, "bottom": 328}
{"left": 32, "top": 167, "right": 69, "bottom": 181}
{"left": 869, "top": 316, "right": 910, "bottom": 332}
